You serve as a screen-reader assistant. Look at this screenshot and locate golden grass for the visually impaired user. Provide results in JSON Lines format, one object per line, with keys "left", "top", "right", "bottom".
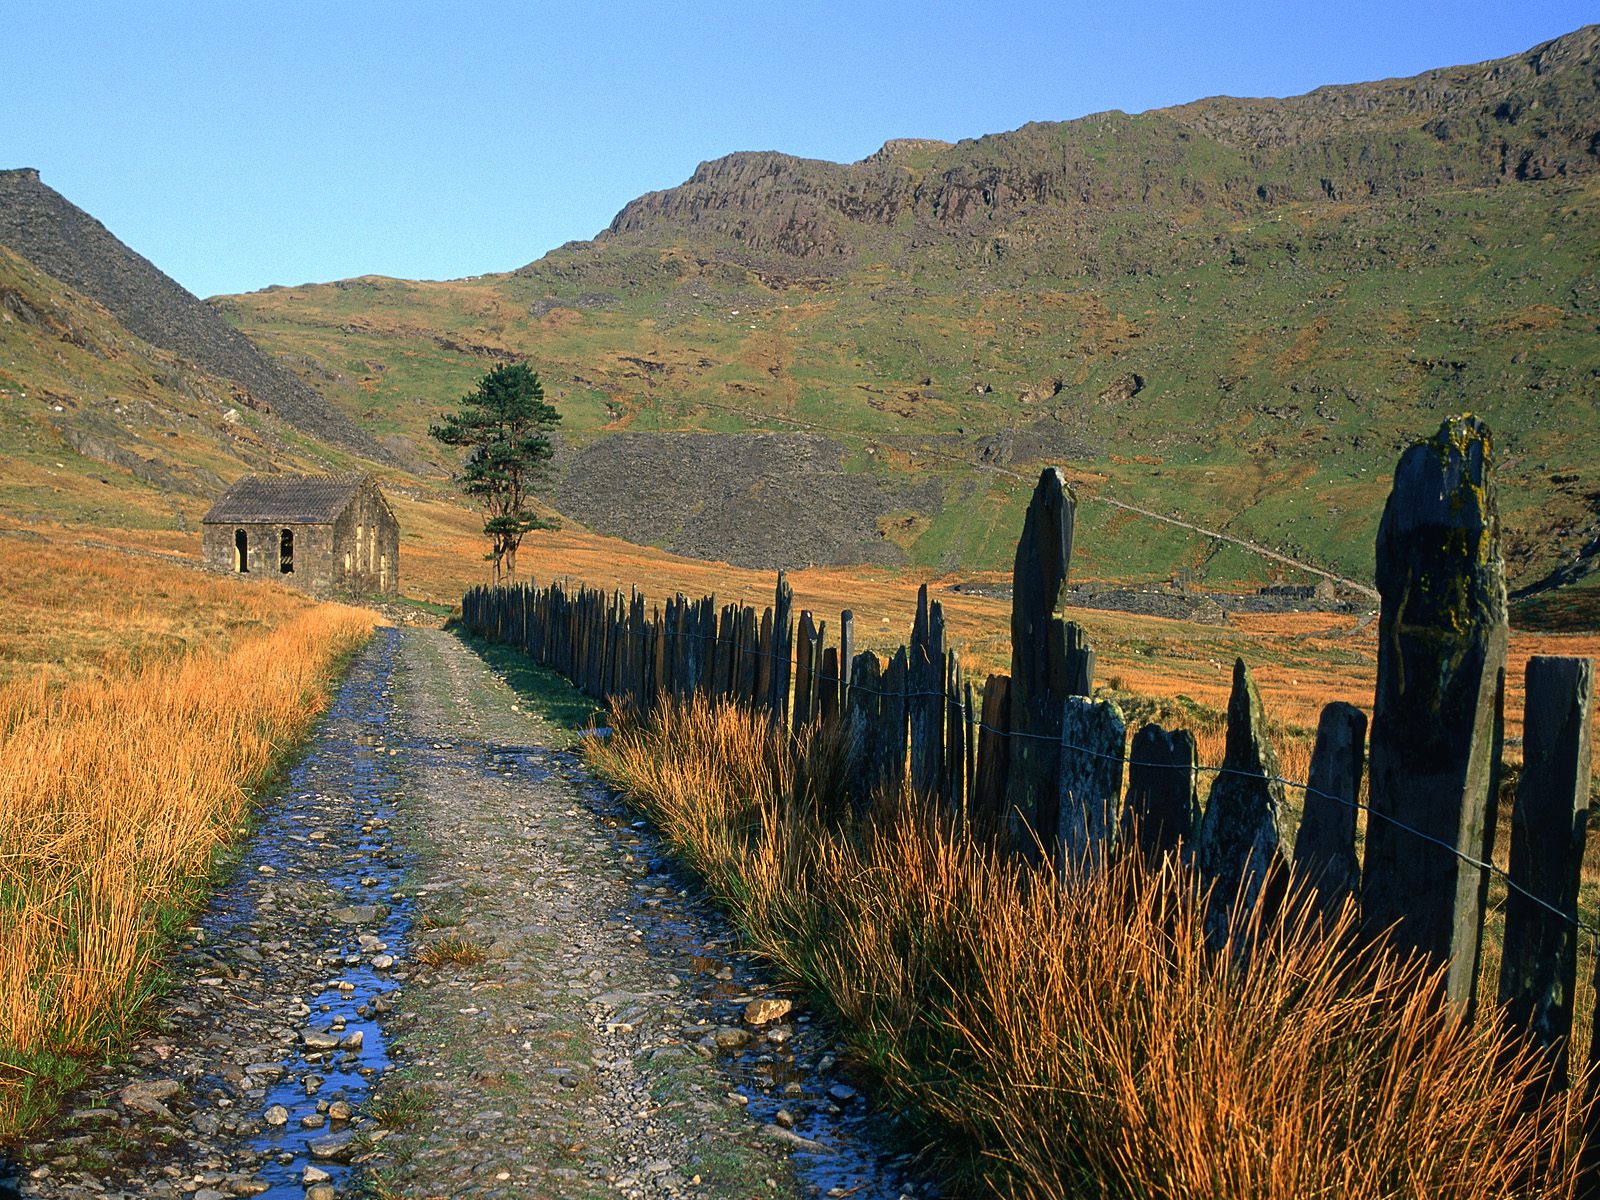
{"left": 0, "top": 552, "right": 374, "bottom": 1137}
{"left": 0, "top": 531, "right": 334, "bottom": 687}
{"left": 589, "top": 695, "right": 1591, "bottom": 1199}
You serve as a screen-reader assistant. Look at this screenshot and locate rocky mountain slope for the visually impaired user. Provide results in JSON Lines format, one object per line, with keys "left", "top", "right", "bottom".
{"left": 0, "top": 168, "right": 388, "bottom": 462}
{"left": 217, "top": 25, "right": 1599, "bottom": 592}
{"left": 2, "top": 27, "right": 1591, "bottom": 599}
{"left": 0, "top": 239, "right": 369, "bottom": 531}
{"left": 596, "top": 24, "right": 1598, "bottom": 275}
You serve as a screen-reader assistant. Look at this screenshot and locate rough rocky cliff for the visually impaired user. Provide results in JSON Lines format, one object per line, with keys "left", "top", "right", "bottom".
{"left": 591, "top": 26, "right": 1598, "bottom": 266}
{"left": 0, "top": 168, "right": 387, "bottom": 461}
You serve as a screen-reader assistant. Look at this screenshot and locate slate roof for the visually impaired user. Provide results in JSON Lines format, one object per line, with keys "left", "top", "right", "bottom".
{"left": 202, "top": 474, "right": 368, "bottom": 525}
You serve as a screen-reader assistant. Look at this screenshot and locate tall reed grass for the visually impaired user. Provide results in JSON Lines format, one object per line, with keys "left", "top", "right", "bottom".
{"left": 588, "top": 695, "right": 1589, "bottom": 1199}
{"left": 0, "top": 604, "right": 374, "bottom": 1136}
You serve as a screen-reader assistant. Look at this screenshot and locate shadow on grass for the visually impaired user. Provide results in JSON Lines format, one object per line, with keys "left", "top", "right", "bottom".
{"left": 445, "top": 625, "right": 602, "bottom": 736}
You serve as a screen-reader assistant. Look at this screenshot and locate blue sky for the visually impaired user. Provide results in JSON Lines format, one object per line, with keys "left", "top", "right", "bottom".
{"left": 7, "top": 1, "right": 1594, "bottom": 298}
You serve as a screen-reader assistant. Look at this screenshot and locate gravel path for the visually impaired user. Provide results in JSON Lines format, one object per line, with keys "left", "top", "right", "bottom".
{"left": 13, "top": 627, "right": 928, "bottom": 1200}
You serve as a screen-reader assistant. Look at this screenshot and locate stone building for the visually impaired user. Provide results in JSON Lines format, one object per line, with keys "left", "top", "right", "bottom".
{"left": 202, "top": 473, "right": 399, "bottom": 596}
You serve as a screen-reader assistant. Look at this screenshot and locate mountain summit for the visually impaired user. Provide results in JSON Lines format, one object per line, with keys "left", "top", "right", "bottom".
{"left": 589, "top": 25, "right": 1598, "bottom": 275}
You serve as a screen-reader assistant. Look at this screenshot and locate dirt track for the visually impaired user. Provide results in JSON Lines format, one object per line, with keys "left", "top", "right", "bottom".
{"left": 13, "top": 628, "right": 922, "bottom": 1200}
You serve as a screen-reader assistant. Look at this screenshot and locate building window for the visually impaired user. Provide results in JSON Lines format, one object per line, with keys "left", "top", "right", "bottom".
{"left": 280, "top": 528, "right": 294, "bottom": 574}
{"left": 234, "top": 529, "right": 249, "bottom": 573}
{"left": 380, "top": 552, "right": 388, "bottom": 590}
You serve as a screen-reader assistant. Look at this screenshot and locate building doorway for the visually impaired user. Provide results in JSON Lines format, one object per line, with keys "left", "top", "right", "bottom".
{"left": 280, "top": 528, "right": 295, "bottom": 574}
{"left": 234, "top": 529, "right": 249, "bottom": 573}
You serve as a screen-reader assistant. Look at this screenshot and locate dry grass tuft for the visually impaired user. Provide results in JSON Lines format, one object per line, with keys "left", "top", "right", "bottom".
{"left": 589, "top": 694, "right": 1590, "bottom": 1199}
{"left": 417, "top": 934, "right": 490, "bottom": 968}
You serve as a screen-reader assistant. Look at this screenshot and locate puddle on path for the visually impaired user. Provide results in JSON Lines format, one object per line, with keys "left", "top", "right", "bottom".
{"left": 224, "top": 628, "right": 414, "bottom": 1199}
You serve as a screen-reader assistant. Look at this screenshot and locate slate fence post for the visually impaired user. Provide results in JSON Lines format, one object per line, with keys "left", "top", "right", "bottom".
{"left": 1499, "top": 656, "right": 1593, "bottom": 1087}
{"left": 1362, "top": 416, "right": 1508, "bottom": 1013}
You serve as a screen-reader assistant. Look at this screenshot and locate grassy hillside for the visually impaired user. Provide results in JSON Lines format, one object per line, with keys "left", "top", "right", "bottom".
{"left": 219, "top": 171, "right": 1600, "bottom": 589}
{"left": 213, "top": 27, "right": 1600, "bottom": 592}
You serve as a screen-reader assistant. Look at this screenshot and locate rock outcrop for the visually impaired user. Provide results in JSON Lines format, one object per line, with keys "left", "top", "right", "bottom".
{"left": 581, "top": 26, "right": 1598, "bottom": 267}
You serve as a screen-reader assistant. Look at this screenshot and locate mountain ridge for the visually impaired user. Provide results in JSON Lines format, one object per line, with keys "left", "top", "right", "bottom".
{"left": 6, "top": 27, "right": 1596, "bottom": 603}
{"left": 0, "top": 168, "right": 390, "bottom": 462}
{"left": 585, "top": 25, "right": 1597, "bottom": 274}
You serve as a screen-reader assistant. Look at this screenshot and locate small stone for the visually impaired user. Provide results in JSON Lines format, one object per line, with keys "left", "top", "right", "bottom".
{"left": 712, "top": 1026, "right": 749, "bottom": 1049}
{"left": 339, "top": 1030, "right": 364, "bottom": 1051}
{"left": 330, "top": 905, "right": 385, "bottom": 925}
{"left": 302, "top": 1166, "right": 331, "bottom": 1184}
{"left": 762, "top": 1124, "right": 834, "bottom": 1154}
{"left": 300, "top": 1113, "right": 325, "bottom": 1129}
{"left": 828, "top": 1084, "right": 858, "bottom": 1103}
{"left": 306, "top": 1186, "right": 335, "bottom": 1200}
{"left": 302, "top": 1029, "right": 341, "bottom": 1049}
{"left": 307, "top": 1131, "right": 358, "bottom": 1161}
{"left": 327, "top": 1100, "right": 353, "bottom": 1121}
{"left": 263, "top": 1105, "right": 289, "bottom": 1127}
{"left": 774, "top": 1108, "right": 796, "bottom": 1129}
{"left": 371, "top": 954, "right": 394, "bottom": 970}
{"left": 118, "top": 1078, "right": 181, "bottom": 1117}
{"left": 743, "top": 998, "right": 793, "bottom": 1026}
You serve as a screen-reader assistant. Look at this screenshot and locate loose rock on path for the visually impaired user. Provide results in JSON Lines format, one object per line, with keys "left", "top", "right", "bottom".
{"left": 16, "top": 627, "right": 930, "bottom": 1200}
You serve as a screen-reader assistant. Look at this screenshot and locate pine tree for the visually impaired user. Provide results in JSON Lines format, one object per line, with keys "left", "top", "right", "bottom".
{"left": 429, "top": 363, "right": 560, "bottom": 583}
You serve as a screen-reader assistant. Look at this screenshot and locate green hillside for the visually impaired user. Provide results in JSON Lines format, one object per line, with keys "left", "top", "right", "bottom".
{"left": 202, "top": 27, "right": 1600, "bottom": 590}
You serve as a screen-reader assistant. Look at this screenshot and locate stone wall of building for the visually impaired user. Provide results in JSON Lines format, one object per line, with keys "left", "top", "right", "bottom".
{"left": 203, "top": 520, "right": 339, "bottom": 593}
{"left": 329, "top": 483, "right": 400, "bottom": 596}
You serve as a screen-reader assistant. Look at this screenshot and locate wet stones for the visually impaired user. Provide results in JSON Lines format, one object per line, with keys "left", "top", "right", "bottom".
{"left": 117, "top": 1077, "right": 182, "bottom": 1118}
{"left": 13, "top": 631, "right": 412, "bottom": 1200}
{"left": 744, "top": 997, "right": 793, "bottom": 1026}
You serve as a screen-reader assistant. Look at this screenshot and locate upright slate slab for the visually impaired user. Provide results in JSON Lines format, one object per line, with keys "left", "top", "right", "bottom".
{"left": 737, "top": 606, "right": 759, "bottom": 703}
{"left": 846, "top": 651, "right": 883, "bottom": 803}
{"left": 1121, "top": 723, "right": 1199, "bottom": 862}
{"left": 838, "top": 610, "right": 855, "bottom": 715}
{"left": 1361, "top": 416, "right": 1508, "bottom": 1013}
{"left": 1500, "top": 656, "right": 1592, "bottom": 1086}
{"left": 1057, "top": 697, "right": 1126, "bottom": 875}
{"left": 1196, "top": 659, "right": 1293, "bottom": 942}
{"left": 793, "top": 610, "right": 818, "bottom": 730}
{"left": 1293, "top": 702, "right": 1367, "bottom": 924}
{"left": 1003, "top": 468, "right": 1077, "bottom": 862}
{"left": 909, "top": 586, "right": 947, "bottom": 799}
{"left": 882, "top": 647, "right": 909, "bottom": 797}
{"left": 972, "top": 675, "right": 1012, "bottom": 844}
{"left": 945, "top": 651, "right": 968, "bottom": 814}
{"left": 770, "top": 572, "right": 794, "bottom": 728}
{"left": 754, "top": 607, "right": 773, "bottom": 716}
{"left": 1064, "top": 621, "right": 1095, "bottom": 697}
{"left": 818, "top": 647, "right": 841, "bottom": 726}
